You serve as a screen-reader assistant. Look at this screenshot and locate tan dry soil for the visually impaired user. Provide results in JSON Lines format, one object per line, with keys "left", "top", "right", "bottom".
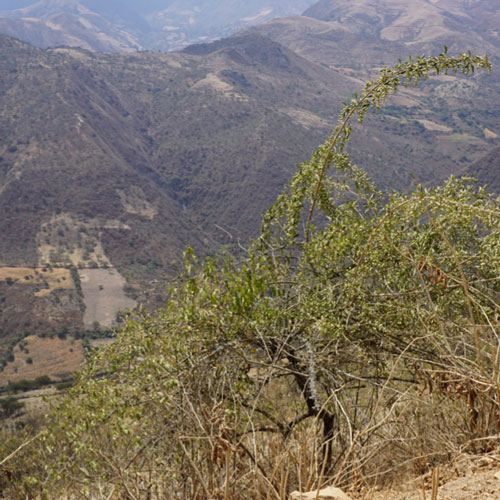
{"left": 280, "top": 107, "right": 333, "bottom": 129}
{"left": 484, "top": 128, "right": 498, "bottom": 139}
{"left": 79, "top": 268, "right": 136, "bottom": 328}
{"left": 0, "top": 335, "right": 85, "bottom": 385}
{"left": 417, "top": 119, "right": 452, "bottom": 133}
{"left": 367, "top": 454, "right": 500, "bottom": 500}
{"left": 0, "top": 387, "right": 61, "bottom": 429}
{"left": 191, "top": 72, "right": 248, "bottom": 101}
{"left": 0, "top": 267, "right": 72, "bottom": 297}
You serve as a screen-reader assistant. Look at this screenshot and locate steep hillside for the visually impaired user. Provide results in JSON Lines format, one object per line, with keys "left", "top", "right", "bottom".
{"left": 467, "top": 144, "right": 500, "bottom": 192}
{"left": 242, "top": 0, "right": 500, "bottom": 185}
{"left": 1, "top": 0, "right": 498, "bottom": 54}
{"left": 1, "top": 26, "right": 498, "bottom": 349}
{"left": 0, "top": 0, "right": 145, "bottom": 52}
{"left": 0, "top": 32, "right": 347, "bottom": 355}
{"left": 144, "top": 0, "right": 317, "bottom": 50}
{"left": 0, "top": 37, "right": 208, "bottom": 268}
{"left": 0, "top": 0, "right": 499, "bottom": 373}
{"left": 245, "top": 0, "right": 500, "bottom": 65}
{"left": 0, "top": 36, "right": 208, "bottom": 353}
{"left": 0, "top": 32, "right": 352, "bottom": 264}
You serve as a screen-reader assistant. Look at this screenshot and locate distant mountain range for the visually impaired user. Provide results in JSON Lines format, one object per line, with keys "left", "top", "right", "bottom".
{"left": 0, "top": 0, "right": 317, "bottom": 51}
{"left": 0, "top": 0, "right": 498, "bottom": 373}
{"left": 244, "top": 0, "right": 500, "bottom": 65}
{"left": 1, "top": 0, "right": 497, "bottom": 54}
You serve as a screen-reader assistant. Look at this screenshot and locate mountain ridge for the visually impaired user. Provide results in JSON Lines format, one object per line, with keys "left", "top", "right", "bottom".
{"left": 0, "top": 0, "right": 318, "bottom": 52}
{"left": 243, "top": 0, "right": 500, "bottom": 67}
{"left": 0, "top": 0, "right": 499, "bottom": 370}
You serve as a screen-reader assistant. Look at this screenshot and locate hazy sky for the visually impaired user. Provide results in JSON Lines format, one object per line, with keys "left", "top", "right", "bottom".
{"left": 0, "top": 0, "right": 34, "bottom": 8}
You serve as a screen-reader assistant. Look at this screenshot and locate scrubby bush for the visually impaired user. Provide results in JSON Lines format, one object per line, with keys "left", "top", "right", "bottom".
{"left": 6, "top": 375, "right": 53, "bottom": 393}
{"left": 2, "top": 51, "right": 496, "bottom": 500}
{"left": 0, "top": 396, "right": 24, "bottom": 418}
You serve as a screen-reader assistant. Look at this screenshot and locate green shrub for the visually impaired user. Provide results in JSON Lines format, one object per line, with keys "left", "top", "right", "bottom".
{"left": 38, "top": 51, "right": 497, "bottom": 499}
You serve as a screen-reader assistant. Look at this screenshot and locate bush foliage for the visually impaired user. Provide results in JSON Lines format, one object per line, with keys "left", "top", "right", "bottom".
{"left": 2, "top": 50, "right": 497, "bottom": 499}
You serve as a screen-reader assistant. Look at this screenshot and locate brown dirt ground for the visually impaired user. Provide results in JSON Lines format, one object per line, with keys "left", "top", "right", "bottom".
{"left": 79, "top": 268, "right": 136, "bottom": 328}
{"left": 363, "top": 453, "right": 500, "bottom": 500}
{"left": 0, "top": 335, "right": 85, "bottom": 385}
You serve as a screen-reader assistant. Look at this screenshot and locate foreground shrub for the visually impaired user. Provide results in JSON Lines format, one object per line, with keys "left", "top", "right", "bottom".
{"left": 3, "top": 51, "right": 497, "bottom": 499}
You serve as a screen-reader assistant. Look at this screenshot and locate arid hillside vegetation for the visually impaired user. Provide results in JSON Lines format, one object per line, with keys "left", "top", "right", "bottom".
{"left": 1, "top": 51, "right": 499, "bottom": 500}
{"left": 0, "top": 21, "right": 498, "bottom": 350}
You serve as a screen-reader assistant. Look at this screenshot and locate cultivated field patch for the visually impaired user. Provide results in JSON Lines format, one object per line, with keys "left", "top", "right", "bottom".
{"left": 0, "top": 267, "right": 72, "bottom": 297}
{"left": 417, "top": 119, "right": 452, "bottom": 132}
{"left": 0, "top": 335, "right": 85, "bottom": 386}
{"left": 484, "top": 127, "right": 498, "bottom": 139}
{"left": 36, "top": 213, "right": 130, "bottom": 268}
{"left": 80, "top": 268, "right": 136, "bottom": 328}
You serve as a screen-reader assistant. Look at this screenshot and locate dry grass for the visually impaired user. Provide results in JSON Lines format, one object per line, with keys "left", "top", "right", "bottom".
{"left": 417, "top": 119, "right": 452, "bottom": 133}
{"left": 191, "top": 73, "right": 248, "bottom": 101}
{"left": 116, "top": 188, "right": 158, "bottom": 219}
{"left": 279, "top": 108, "right": 333, "bottom": 130}
{"left": 0, "top": 387, "right": 61, "bottom": 432}
{"left": 0, "top": 267, "right": 72, "bottom": 297}
{"left": 89, "top": 338, "right": 116, "bottom": 348}
{"left": 0, "top": 335, "right": 85, "bottom": 385}
{"left": 79, "top": 268, "right": 136, "bottom": 328}
{"left": 484, "top": 128, "right": 498, "bottom": 139}
{"left": 369, "top": 453, "right": 500, "bottom": 500}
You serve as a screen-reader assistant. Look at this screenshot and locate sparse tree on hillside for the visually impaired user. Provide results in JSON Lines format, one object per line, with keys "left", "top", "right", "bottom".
{"left": 0, "top": 397, "right": 24, "bottom": 418}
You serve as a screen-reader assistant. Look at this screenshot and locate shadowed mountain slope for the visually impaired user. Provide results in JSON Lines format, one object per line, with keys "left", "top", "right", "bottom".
{"left": 0, "top": 25, "right": 498, "bottom": 281}
{"left": 0, "top": 32, "right": 352, "bottom": 347}
{"left": 0, "top": 0, "right": 499, "bottom": 359}
{"left": 467, "top": 144, "right": 500, "bottom": 192}
{"left": 0, "top": 36, "right": 206, "bottom": 269}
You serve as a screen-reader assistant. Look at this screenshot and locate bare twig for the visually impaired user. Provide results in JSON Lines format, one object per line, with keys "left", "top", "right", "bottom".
{"left": 0, "top": 431, "right": 43, "bottom": 468}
